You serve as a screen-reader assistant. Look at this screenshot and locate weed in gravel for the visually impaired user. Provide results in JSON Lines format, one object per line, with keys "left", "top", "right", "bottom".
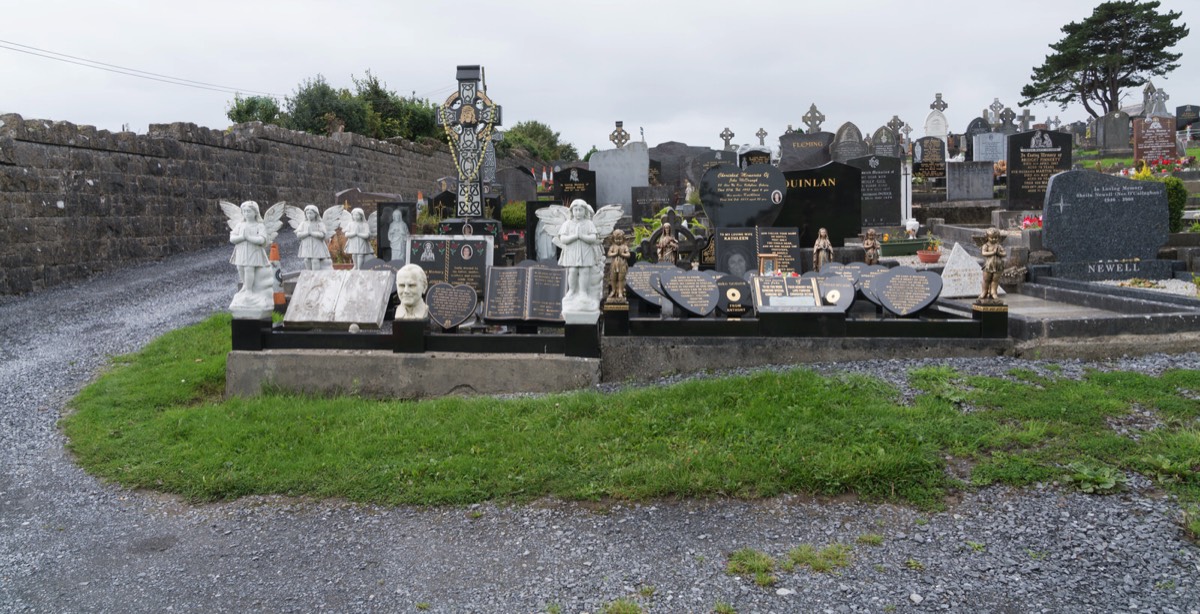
{"left": 786, "top": 543, "right": 853, "bottom": 572}
{"left": 1155, "top": 579, "right": 1177, "bottom": 590}
{"left": 857, "top": 533, "right": 884, "bottom": 546}
{"left": 638, "top": 585, "right": 656, "bottom": 598}
{"left": 415, "top": 603, "right": 430, "bottom": 611}
{"left": 545, "top": 604, "right": 562, "bottom": 614}
{"left": 1181, "top": 505, "right": 1200, "bottom": 543}
{"left": 713, "top": 602, "right": 737, "bottom": 614}
{"left": 602, "top": 599, "right": 643, "bottom": 614}
{"left": 1064, "top": 462, "right": 1127, "bottom": 494}
{"left": 966, "top": 540, "right": 986, "bottom": 552}
{"left": 904, "top": 558, "right": 925, "bottom": 571}
{"left": 1027, "top": 549, "right": 1049, "bottom": 560}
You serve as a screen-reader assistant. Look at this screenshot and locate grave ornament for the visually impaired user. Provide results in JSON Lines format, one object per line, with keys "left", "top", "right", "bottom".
{"left": 221, "top": 199, "right": 286, "bottom": 318}
{"left": 803, "top": 104, "right": 826, "bottom": 134}
{"left": 606, "top": 229, "right": 632, "bottom": 301}
{"left": 536, "top": 199, "right": 624, "bottom": 314}
{"left": 862, "top": 229, "right": 881, "bottom": 265}
{"left": 339, "top": 208, "right": 378, "bottom": 269}
{"left": 436, "top": 66, "right": 502, "bottom": 218}
{"left": 974, "top": 228, "right": 1007, "bottom": 302}
{"left": 285, "top": 204, "right": 339, "bottom": 270}
{"left": 610, "top": 121, "right": 630, "bottom": 148}
{"left": 394, "top": 263, "right": 429, "bottom": 320}
{"left": 813, "top": 227, "right": 834, "bottom": 273}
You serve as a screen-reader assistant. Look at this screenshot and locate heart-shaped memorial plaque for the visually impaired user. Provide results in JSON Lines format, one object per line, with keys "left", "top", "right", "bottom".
{"left": 872, "top": 267, "right": 943, "bottom": 317}
{"left": 716, "top": 275, "right": 753, "bottom": 316}
{"left": 699, "top": 163, "right": 787, "bottom": 228}
{"left": 813, "top": 276, "right": 856, "bottom": 312}
{"left": 659, "top": 269, "right": 720, "bottom": 317}
{"left": 625, "top": 262, "right": 674, "bottom": 307}
{"left": 425, "top": 282, "right": 478, "bottom": 329}
{"left": 857, "top": 264, "right": 891, "bottom": 303}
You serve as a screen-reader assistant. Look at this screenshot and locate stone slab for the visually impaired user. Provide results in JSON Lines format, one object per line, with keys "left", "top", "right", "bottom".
{"left": 1043, "top": 171, "right": 1167, "bottom": 263}
{"left": 589, "top": 142, "right": 650, "bottom": 212}
{"left": 946, "top": 161, "right": 994, "bottom": 201}
{"left": 283, "top": 270, "right": 394, "bottom": 329}
{"left": 227, "top": 350, "right": 600, "bottom": 398}
{"left": 939, "top": 242, "right": 1003, "bottom": 298}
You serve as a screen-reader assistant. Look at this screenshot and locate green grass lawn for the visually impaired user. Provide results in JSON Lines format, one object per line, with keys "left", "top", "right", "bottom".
{"left": 61, "top": 314, "right": 1200, "bottom": 509}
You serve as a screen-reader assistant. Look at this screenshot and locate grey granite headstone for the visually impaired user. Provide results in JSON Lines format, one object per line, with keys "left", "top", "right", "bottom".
{"left": 631, "top": 186, "right": 674, "bottom": 222}
{"left": 870, "top": 126, "right": 902, "bottom": 158}
{"left": 284, "top": 270, "right": 395, "bottom": 330}
{"left": 1043, "top": 171, "right": 1167, "bottom": 264}
{"left": 972, "top": 133, "right": 1006, "bottom": 163}
{"left": 1098, "top": 111, "right": 1132, "bottom": 155}
{"left": 496, "top": 167, "right": 538, "bottom": 203}
{"left": 831, "top": 122, "right": 869, "bottom": 163}
{"left": 778, "top": 131, "right": 834, "bottom": 171}
{"left": 589, "top": 141, "right": 650, "bottom": 212}
{"left": 946, "top": 161, "right": 994, "bottom": 201}
{"left": 686, "top": 149, "right": 737, "bottom": 187}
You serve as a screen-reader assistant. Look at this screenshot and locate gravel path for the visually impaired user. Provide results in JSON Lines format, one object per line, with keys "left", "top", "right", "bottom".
{"left": 2, "top": 247, "right": 1199, "bottom": 614}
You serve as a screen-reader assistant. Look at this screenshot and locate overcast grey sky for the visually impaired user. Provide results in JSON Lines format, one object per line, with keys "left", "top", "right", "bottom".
{"left": 4, "top": 0, "right": 1198, "bottom": 154}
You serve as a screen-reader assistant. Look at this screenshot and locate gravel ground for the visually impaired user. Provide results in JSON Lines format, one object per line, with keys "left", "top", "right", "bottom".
{"left": 2, "top": 246, "right": 1200, "bottom": 614}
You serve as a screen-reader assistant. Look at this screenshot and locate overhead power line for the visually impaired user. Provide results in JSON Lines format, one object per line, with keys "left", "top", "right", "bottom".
{"left": 0, "top": 38, "right": 281, "bottom": 97}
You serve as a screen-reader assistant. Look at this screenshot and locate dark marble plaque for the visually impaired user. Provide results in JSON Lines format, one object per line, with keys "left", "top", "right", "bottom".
{"left": 912, "top": 137, "right": 946, "bottom": 179}
{"left": 553, "top": 167, "right": 597, "bottom": 207}
{"left": 1098, "top": 111, "right": 1132, "bottom": 154}
{"left": 687, "top": 150, "right": 738, "bottom": 187}
{"left": 626, "top": 262, "right": 675, "bottom": 306}
{"left": 778, "top": 162, "right": 862, "bottom": 247}
{"left": 872, "top": 268, "right": 942, "bottom": 317}
{"left": 714, "top": 228, "right": 757, "bottom": 277}
{"left": 858, "top": 264, "right": 891, "bottom": 304}
{"left": 870, "top": 126, "right": 902, "bottom": 158}
{"left": 831, "top": 122, "right": 869, "bottom": 163}
{"left": 1043, "top": 171, "right": 1167, "bottom": 263}
{"left": 740, "top": 147, "right": 772, "bottom": 168}
{"left": 659, "top": 269, "right": 719, "bottom": 316}
{"left": 1133, "top": 116, "right": 1177, "bottom": 163}
{"left": 631, "top": 186, "right": 673, "bottom": 222}
{"left": 482, "top": 265, "right": 566, "bottom": 322}
{"left": 815, "top": 276, "right": 855, "bottom": 311}
{"left": 716, "top": 275, "right": 753, "bottom": 316}
{"left": 1177, "top": 105, "right": 1200, "bottom": 130}
{"left": 755, "top": 227, "right": 801, "bottom": 274}
{"left": 426, "top": 283, "right": 478, "bottom": 329}
{"left": 699, "top": 163, "right": 787, "bottom": 228}
{"left": 751, "top": 275, "right": 853, "bottom": 313}
{"left": 778, "top": 132, "right": 834, "bottom": 172}
{"left": 820, "top": 262, "right": 860, "bottom": 286}
{"left": 847, "top": 155, "right": 901, "bottom": 228}
{"left": 408, "top": 235, "right": 493, "bottom": 295}
{"left": 1006, "top": 130, "right": 1073, "bottom": 210}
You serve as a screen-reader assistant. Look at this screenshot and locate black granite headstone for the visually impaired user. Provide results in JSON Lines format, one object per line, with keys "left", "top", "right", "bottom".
{"left": 631, "top": 186, "right": 674, "bottom": 222}
{"left": 553, "top": 167, "right": 597, "bottom": 206}
{"left": 871, "top": 268, "right": 942, "bottom": 317}
{"left": 857, "top": 264, "right": 890, "bottom": 304}
{"left": 751, "top": 275, "right": 854, "bottom": 313}
{"left": 778, "top": 131, "right": 834, "bottom": 172}
{"left": 1006, "top": 130, "right": 1073, "bottom": 210}
{"left": 847, "top": 155, "right": 901, "bottom": 228}
{"left": 739, "top": 147, "right": 772, "bottom": 168}
{"left": 755, "top": 227, "right": 802, "bottom": 274}
{"left": 687, "top": 150, "right": 738, "bottom": 187}
{"left": 870, "top": 126, "right": 903, "bottom": 158}
{"left": 1043, "top": 171, "right": 1167, "bottom": 263}
{"left": 376, "top": 202, "right": 416, "bottom": 262}
{"left": 648, "top": 159, "right": 663, "bottom": 186}
{"left": 699, "top": 163, "right": 787, "bottom": 228}
{"left": 912, "top": 137, "right": 946, "bottom": 180}
{"left": 408, "top": 235, "right": 492, "bottom": 295}
{"left": 496, "top": 167, "right": 539, "bottom": 204}
{"left": 658, "top": 269, "right": 720, "bottom": 317}
{"left": 778, "top": 162, "right": 862, "bottom": 247}
{"left": 482, "top": 265, "right": 566, "bottom": 322}
{"left": 714, "top": 228, "right": 757, "bottom": 277}
{"left": 625, "top": 262, "right": 675, "bottom": 306}
{"left": 426, "top": 283, "right": 478, "bottom": 329}
{"left": 1177, "top": 105, "right": 1200, "bottom": 131}
{"left": 964, "top": 117, "right": 991, "bottom": 162}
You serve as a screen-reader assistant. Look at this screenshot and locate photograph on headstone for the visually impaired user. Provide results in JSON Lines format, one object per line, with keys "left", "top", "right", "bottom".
{"left": 714, "top": 228, "right": 756, "bottom": 277}
{"left": 407, "top": 235, "right": 494, "bottom": 295}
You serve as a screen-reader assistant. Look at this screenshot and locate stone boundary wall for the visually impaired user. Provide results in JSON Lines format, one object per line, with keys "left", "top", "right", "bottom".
{"left": 0, "top": 114, "right": 460, "bottom": 294}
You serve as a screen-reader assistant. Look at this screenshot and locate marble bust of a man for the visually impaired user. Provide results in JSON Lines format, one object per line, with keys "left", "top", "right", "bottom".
{"left": 394, "top": 264, "right": 428, "bottom": 320}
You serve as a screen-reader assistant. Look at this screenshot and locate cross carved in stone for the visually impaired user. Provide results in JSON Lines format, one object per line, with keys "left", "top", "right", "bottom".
{"left": 930, "top": 93, "right": 948, "bottom": 112}
{"left": 436, "top": 65, "right": 502, "bottom": 218}
{"left": 989, "top": 98, "right": 1005, "bottom": 123}
{"left": 887, "top": 115, "right": 904, "bottom": 136}
{"left": 1048, "top": 116, "right": 1061, "bottom": 130}
{"left": 803, "top": 104, "right": 825, "bottom": 134}
{"left": 784, "top": 124, "right": 795, "bottom": 135}
{"left": 1052, "top": 196, "right": 1070, "bottom": 214}
{"left": 720, "top": 127, "right": 735, "bottom": 150}
{"left": 1018, "top": 108, "right": 1035, "bottom": 132}
{"left": 900, "top": 123, "right": 913, "bottom": 140}
{"left": 1000, "top": 107, "right": 1017, "bottom": 128}
{"left": 756, "top": 128, "right": 767, "bottom": 146}
{"left": 610, "top": 121, "right": 630, "bottom": 149}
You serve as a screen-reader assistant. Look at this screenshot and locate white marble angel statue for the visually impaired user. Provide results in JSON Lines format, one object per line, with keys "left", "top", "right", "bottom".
{"left": 535, "top": 199, "right": 624, "bottom": 314}
{"left": 220, "top": 199, "right": 286, "bottom": 317}
{"left": 339, "top": 207, "right": 377, "bottom": 269}
{"left": 284, "top": 204, "right": 341, "bottom": 270}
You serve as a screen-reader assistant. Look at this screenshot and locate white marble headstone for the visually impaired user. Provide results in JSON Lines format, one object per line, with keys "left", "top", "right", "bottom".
{"left": 284, "top": 270, "right": 395, "bottom": 329}
{"left": 939, "top": 242, "right": 1004, "bottom": 298}
{"left": 924, "top": 110, "right": 949, "bottom": 139}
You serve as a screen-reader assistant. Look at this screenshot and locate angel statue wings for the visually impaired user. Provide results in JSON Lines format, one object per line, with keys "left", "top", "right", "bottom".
{"left": 220, "top": 199, "right": 286, "bottom": 317}
{"left": 535, "top": 199, "right": 623, "bottom": 313}
{"left": 285, "top": 204, "right": 342, "bottom": 270}
{"left": 339, "top": 207, "right": 378, "bottom": 269}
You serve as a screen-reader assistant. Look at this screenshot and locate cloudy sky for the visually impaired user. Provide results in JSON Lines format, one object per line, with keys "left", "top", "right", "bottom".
{"left": 4, "top": 0, "right": 1198, "bottom": 154}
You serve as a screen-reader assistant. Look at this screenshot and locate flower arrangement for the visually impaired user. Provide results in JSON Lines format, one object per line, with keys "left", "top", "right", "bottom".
{"left": 923, "top": 232, "right": 943, "bottom": 252}
{"left": 1021, "top": 215, "right": 1043, "bottom": 230}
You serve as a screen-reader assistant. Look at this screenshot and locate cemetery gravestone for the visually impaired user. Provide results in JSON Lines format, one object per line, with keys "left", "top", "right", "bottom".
{"left": 1043, "top": 171, "right": 1167, "bottom": 267}
{"left": 483, "top": 265, "right": 567, "bottom": 322}
{"left": 1006, "top": 130, "right": 1072, "bottom": 210}
{"left": 658, "top": 269, "right": 720, "bottom": 317}
{"left": 972, "top": 133, "right": 1006, "bottom": 163}
{"left": 687, "top": 150, "right": 737, "bottom": 187}
{"left": 698, "top": 164, "right": 787, "bottom": 228}
{"left": 1098, "top": 111, "right": 1132, "bottom": 155}
{"left": 590, "top": 141, "right": 650, "bottom": 211}
{"left": 870, "top": 126, "right": 903, "bottom": 158}
{"left": 407, "top": 235, "right": 493, "bottom": 295}
{"left": 1177, "top": 105, "right": 1200, "bottom": 131}
{"left": 1133, "top": 115, "right": 1178, "bottom": 163}
{"left": 496, "top": 167, "right": 539, "bottom": 204}
{"left": 946, "top": 162, "right": 994, "bottom": 201}
{"left": 778, "top": 131, "right": 834, "bottom": 172}
{"left": 716, "top": 274, "right": 753, "bottom": 316}
{"left": 831, "top": 122, "right": 869, "bottom": 163}
{"left": 631, "top": 186, "right": 674, "bottom": 222}
{"left": 739, "top": 146, "right": 772, "bottom": 168}
{"left": 912, "top": 137, "right": 946, "bottom": 180}
{"left": 939, "top": 242, "right": 1002, "bottom": 298}
{"left": 847, "top": 155, "right": 902, "bottom": 228}
{"left": 872, "top": 267, "right": 943, "bottom": 317}
{"left": 435, "top": 66, "right": 502, "bottom": 218}
{"left": 756, "top": 227, "right": 802, "bottom": 274}
{"left": 426, "top": 283, "right": 478, "bottom": 330}
{"left": 751, "top": 276, "right": 854, "bottom": 313}
{"left": 714, "top": 228, "right": 756, "bottom": 277}
{"left": 778, "top": 162, "right": 863, "bottom": 247}
{"left": 284, "top": 270, "right": 395, "bottom": 330}
{"left": 648, "top": 159, "right": 663, "bottom": 186}
{"left": 625, "top": 262, "right": 677, "bottom": 307}
{"left": 964, "top": 117, "right": 991, "bottom": 162}
{"left": 377, "top": 202, "right": 416, "bottom": 262}
{"left": 554, "top": 167, "right": 597, "bottom": 207}
{"left": 924, "top": 109, "right": 949, "bottom": 139}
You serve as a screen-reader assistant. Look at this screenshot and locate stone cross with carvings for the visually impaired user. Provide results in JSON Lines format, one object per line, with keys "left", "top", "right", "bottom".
{"left": 930, "top": 93, "right": 948, "bottom": 112}
{"left": 900, "top": 123, "right": 912, "bottom": 142}
{"left": 756, "top": 128, "right": 767, "bottom": 146}
{"left": 887, "top": 115, "right": 904, "bottom": 137}
{"left": 610, "top": 121, "right": 630, "bottom": 149}
{"left": 784, "top": 124, "right": 796, "bottom": 135}
{"left": 1018, "top": 109, "right": 1035, "bottom": 132}
{"left": 803, "top": 104, "right": 825, "bottom": 134}
{"left": 999, "top": 107, "right": 1017, "bottom": 132}
{"left": 436, "top": 65, "right": 502, "bottom": 218}
{"left": 1047, "top": 116, "right": 1061, "bottom": 130}
{"left": 989, "top": 98, "right": 1004, "bottom": 125}
{"left": 720, "top": 127, "right": 735, "bottom": 150}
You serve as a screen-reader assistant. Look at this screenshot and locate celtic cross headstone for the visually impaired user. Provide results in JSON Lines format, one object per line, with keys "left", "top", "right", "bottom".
{"left": 436, "top": 65, "right": 502, "bottom": 218}
{"left": 756, "top": 128, "right": 767, "bottom": 146}
{"left": 610, "top": 121, "right": 630, "bottom": 148}
{"left": 803, "top": 104, "right": 825, "bottom": 134}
